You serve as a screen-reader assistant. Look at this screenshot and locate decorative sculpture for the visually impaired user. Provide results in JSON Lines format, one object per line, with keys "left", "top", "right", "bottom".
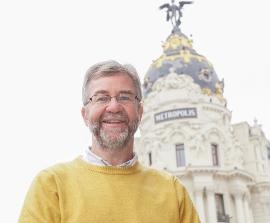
{"left": 159, "top": 0, "right": 193, "bottom": 32}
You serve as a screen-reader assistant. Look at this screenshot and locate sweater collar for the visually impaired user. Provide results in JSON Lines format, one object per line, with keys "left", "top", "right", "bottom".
{"left": 82, "top": 147, "right": 138, "bottom": 167}
{"left": 76, "top": 157, "right": 143, "bottom": 175}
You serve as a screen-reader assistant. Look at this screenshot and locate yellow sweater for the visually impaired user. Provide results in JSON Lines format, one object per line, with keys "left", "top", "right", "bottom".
{"left": 19, "top": 157, "right": 200, "bottom": 223}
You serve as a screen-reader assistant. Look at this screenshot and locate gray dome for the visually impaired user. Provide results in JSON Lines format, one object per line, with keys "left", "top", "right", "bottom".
{"left": 143, "top": 31, "right": 224, "bottom": 97}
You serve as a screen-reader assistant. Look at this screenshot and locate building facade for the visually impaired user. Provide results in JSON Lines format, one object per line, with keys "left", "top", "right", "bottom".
{"left": 135, "top": 26, "right": 270, "bottom": 223}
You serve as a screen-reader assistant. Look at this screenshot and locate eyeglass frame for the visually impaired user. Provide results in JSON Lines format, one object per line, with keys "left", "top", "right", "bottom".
{"left": 83, "top": 92, "right": 141, "bottom": 106}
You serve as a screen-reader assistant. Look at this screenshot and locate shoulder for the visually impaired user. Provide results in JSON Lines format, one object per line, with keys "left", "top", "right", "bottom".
{"left": 33, "top": 157, "right": 80, "bottom": 186}
{"left": 138, "top": 164, "right": 189, "bottom": 197}
{"left": 138, "top": 164, "right": 184, "bottom": 187}
{"left": 45, "top": 158, "right": 78, "bottom": 173}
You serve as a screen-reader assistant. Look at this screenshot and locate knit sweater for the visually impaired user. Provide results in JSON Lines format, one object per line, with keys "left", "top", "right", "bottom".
{"left": 19, "top": 157, "right": 200, "bottom": 223}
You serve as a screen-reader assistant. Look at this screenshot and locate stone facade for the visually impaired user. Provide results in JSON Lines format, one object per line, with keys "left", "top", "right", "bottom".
{"left": 135, "top": 72, "right": 270, "bottom": 223}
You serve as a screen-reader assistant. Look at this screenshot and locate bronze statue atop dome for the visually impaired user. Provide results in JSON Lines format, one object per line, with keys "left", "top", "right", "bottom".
{"left": 159, "top": 0, "right": 193, "bottom": 33}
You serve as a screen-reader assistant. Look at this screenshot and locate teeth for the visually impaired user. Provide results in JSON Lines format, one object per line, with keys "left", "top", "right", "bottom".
{"left": 103, "top": 120, "right": 123, "bottom": 123}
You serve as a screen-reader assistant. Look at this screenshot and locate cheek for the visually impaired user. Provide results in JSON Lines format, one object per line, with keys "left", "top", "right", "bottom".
{"left": 126, "top": 108, "right": 141, "bottom": 122}
{"left": 87, "top": 107, "right": 105, "bottom": 123}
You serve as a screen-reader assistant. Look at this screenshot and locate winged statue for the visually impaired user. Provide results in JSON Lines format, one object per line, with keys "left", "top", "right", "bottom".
{"left": 159, "top": 0, "right": 193, "bottom": 30}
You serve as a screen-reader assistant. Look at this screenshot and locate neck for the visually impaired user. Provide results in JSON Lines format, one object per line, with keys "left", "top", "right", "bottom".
{"left": 91, "top": 137, "right": 134, "bottom": 166}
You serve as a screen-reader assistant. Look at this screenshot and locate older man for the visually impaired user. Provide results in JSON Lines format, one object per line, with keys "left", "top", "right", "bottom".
{"left": 19, "top": 60, "right": 200, "bottom": 223}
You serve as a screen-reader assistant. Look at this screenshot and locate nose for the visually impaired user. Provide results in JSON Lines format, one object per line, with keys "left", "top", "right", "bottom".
{"left": 105, "top": 97, "right": 124, "bottom": 113}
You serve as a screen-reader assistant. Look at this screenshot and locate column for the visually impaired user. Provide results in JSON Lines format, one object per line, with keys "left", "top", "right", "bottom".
{"left": 194, "top": 189, "right": 205, "bottom": 223}
{"left": 233, "top": 193, "right": 245, "bottom": 223}
{"left": 206, "top": 190, "right": 217, "bottom": 223}
{"left": 243, "top": 195, "right": 251, "bottom": 223}
{"left": 224, "top": 192, "right": 232, "bottom": 222}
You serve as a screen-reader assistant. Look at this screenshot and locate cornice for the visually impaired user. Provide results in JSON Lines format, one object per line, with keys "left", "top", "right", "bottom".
{"left": 251, "top": 181, "right": 270, "bottom": 191}
{"left": 169, "top": 166, "right": 255, "bottom": 182}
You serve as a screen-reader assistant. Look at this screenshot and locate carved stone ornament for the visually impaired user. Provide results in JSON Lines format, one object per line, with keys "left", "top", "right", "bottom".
{"left": 150, "top": 72, "right": 201, "bottom": 94}
{"left": 189, "top": 134, "right": 206, "bottom": 153}
{"left": 224, "top": 140, "right": 244, "bottom": 167}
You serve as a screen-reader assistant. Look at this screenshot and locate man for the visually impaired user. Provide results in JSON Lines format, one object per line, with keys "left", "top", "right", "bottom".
{"left": 19, "top": 60, "right": 200, "bottom": 223}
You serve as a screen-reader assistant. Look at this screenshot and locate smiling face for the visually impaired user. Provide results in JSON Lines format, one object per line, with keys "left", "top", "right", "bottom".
{"left": 81, "top": 72, "right": 143, "bottom": 151}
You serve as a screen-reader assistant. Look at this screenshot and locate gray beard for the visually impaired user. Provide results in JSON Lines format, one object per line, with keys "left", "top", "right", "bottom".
{"left": 90, "top": 116, "right": 139, "bottom": 151}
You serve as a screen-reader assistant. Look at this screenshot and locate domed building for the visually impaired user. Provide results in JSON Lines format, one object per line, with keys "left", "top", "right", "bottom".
{"left": 135, "top": 2, "right": 270, "bottom": 223}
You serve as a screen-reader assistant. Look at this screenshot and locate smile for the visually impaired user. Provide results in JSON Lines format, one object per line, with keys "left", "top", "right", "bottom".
{"left": 102, "top": 120, "right": 125, "bottom": 123}
{"left": 101, "top": 119, "right": 127, "bottom": 129}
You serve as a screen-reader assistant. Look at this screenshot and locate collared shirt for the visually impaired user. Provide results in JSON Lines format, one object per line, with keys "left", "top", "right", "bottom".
{"left": 82, "top": 147, "right": 138, "bottom": 167}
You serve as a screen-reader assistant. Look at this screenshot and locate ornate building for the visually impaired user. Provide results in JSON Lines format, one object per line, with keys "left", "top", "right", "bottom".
{"left": 135, "top": 1, "right": 270, "bottom": 223}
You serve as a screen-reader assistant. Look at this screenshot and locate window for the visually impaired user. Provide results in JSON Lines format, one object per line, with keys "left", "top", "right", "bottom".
{"left": 176, "top": 144, "right": 186, "bottom": 167}
{"left": 267, "top": 146, "right": 270, "bottom": 168}
{"left": 211, "top": 143, "right": 219, "bottom": 166}
{"left": 215, "top": 194, "right": 226, "bottom": 222}
{"left": 148, "top": 151, "right": 152, "bottom": 166}
{"left": 198, "top": 68, "right": 212, "bottom": 82}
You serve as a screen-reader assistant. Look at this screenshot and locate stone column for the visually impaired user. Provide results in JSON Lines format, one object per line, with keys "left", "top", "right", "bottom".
{"left": 243, "top": 195, "right": 251, "bottom": 223}
{"left": 194, "top": 189, "right": 205, "bottom": 223}
{"left": 224, "top": 192, "right": 232, "bottom": 222}
{"left": 233, "top": 192, "right": 245, "bottom": 223}
{"left": 243, "top": 192, "right": 255, "bottom": 223}
{"left": 206, "top": 189, "right": 217, "bottom": 223}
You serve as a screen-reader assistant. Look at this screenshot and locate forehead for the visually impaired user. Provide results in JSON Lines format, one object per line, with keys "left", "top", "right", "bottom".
{"left": 88, "top": 72, "right": 136, "bottom": 95}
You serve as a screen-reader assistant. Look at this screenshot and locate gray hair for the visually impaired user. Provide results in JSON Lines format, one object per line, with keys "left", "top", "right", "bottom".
{"left": 82, "top": 60, "right": 142, "bottom": 106}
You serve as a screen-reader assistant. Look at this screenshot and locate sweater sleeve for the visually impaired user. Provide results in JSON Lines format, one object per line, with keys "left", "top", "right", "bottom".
{"left": 173, "top": 177, "right": 201, "bottom": 223}
{"left": 19, "top": 170, "right": 61, "bottom": 223}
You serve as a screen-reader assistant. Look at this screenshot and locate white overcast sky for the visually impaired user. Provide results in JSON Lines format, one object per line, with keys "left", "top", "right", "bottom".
{"left": 0, "top": 0, "right": 270, "bottom": 221}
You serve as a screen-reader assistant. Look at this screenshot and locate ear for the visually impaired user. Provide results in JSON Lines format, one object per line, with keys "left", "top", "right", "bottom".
{"left": 81, "top": 107, "right": 89, "bottom": 126}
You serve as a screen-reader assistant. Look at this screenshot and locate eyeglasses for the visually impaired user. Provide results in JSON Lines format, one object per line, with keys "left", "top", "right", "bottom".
{"left": 84, "top": 93, "right": 140, "bottom": 106}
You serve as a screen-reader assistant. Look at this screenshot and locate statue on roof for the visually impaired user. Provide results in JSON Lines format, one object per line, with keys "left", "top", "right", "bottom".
{"left": 159, "top": 0, "right": 193, "bottom": 32}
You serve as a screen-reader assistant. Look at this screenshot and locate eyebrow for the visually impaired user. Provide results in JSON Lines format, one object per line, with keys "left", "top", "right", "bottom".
{"left": 118, "top": 90, "right": 134, "bottom": 95}
{"left": 92, "top": 90, "right": 109, "bottom": 95}
{"left": 93, "top": 90, "right": 135, "bottom": 95}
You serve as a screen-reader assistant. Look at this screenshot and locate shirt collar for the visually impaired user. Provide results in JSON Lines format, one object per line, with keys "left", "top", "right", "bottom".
{"left": 82, "top": 147, "right": 138, "bottom": 167}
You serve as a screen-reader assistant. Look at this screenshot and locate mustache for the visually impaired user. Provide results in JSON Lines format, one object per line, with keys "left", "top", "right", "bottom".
{"left": 101, "top": 112, "right": 128, "bottom": 122}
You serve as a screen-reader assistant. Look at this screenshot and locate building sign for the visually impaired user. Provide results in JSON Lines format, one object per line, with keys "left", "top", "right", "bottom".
{"left": 154, "top": 107, "right": 197, "bottom": 124}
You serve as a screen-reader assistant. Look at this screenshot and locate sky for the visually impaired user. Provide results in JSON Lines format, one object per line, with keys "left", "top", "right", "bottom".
{"left": 0, "top": 0, "right": 270, "bottom": 221}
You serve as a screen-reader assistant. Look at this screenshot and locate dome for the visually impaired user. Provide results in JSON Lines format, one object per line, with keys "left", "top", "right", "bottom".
{"left": 143, "top": 30, "right": 224, "bottom": 98}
